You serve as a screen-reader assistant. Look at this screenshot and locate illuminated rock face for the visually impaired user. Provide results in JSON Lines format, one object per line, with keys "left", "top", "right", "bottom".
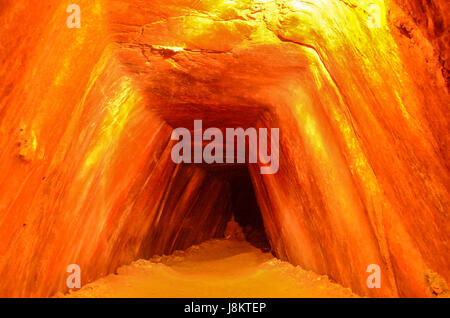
{"left": 0, "top": 0, "right": 448, "bottom": 297}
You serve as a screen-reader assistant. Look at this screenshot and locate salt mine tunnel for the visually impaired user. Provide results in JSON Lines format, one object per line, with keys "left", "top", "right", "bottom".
{"left": 0, "top": 0, "right": 449, "bottom": 298}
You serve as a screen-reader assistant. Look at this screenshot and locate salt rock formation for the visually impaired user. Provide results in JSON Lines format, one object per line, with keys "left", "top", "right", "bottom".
{"left": 0, "top": 0, "right": 448, "bottom": 297}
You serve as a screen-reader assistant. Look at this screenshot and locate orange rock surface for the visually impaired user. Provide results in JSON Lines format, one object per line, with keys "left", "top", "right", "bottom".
{"left": 0, "top": 0, "right": 448, "bottom": 297}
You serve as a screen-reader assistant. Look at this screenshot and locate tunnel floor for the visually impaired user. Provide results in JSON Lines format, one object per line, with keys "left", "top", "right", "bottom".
{"left": 61, "top": 239, "right": 358, "bottom": 298}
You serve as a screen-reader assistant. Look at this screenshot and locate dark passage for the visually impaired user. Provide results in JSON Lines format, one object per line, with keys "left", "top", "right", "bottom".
{"left": 226, "top": 167, "right": 271, "bottom": 252}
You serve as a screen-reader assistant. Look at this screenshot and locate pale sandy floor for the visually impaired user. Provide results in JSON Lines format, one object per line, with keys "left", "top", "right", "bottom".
{"left": 62, "top": 239, "right": 359, "bottom": 298}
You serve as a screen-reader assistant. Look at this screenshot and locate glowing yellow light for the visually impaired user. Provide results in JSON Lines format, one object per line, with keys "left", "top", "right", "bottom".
{"left": 365, "top": 4, "right": 378, "bottom": 28}
{"left": 153, "top": 45, "right": 184, "bottom": 52}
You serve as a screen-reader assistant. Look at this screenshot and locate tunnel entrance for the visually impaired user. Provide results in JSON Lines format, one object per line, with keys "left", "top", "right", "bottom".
{"left": 147, "top": 162, "right": 271, "bottom": 259}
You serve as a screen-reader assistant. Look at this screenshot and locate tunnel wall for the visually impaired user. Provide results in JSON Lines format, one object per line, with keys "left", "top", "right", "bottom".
{"left": 0, "top": 1, "right": 172, "bottom": 297}
{"left": 142, "top": 165, "right": 232, "bottom": 256}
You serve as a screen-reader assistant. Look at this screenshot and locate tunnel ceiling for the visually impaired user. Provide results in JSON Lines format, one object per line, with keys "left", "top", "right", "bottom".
{"left": 0, "top": 0, "right": 449, "bottom": 298}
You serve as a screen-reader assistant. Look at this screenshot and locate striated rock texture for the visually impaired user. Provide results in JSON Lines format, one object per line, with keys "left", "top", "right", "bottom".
{"left": 0, "top": 0, "right": 449, "bottom": 297}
